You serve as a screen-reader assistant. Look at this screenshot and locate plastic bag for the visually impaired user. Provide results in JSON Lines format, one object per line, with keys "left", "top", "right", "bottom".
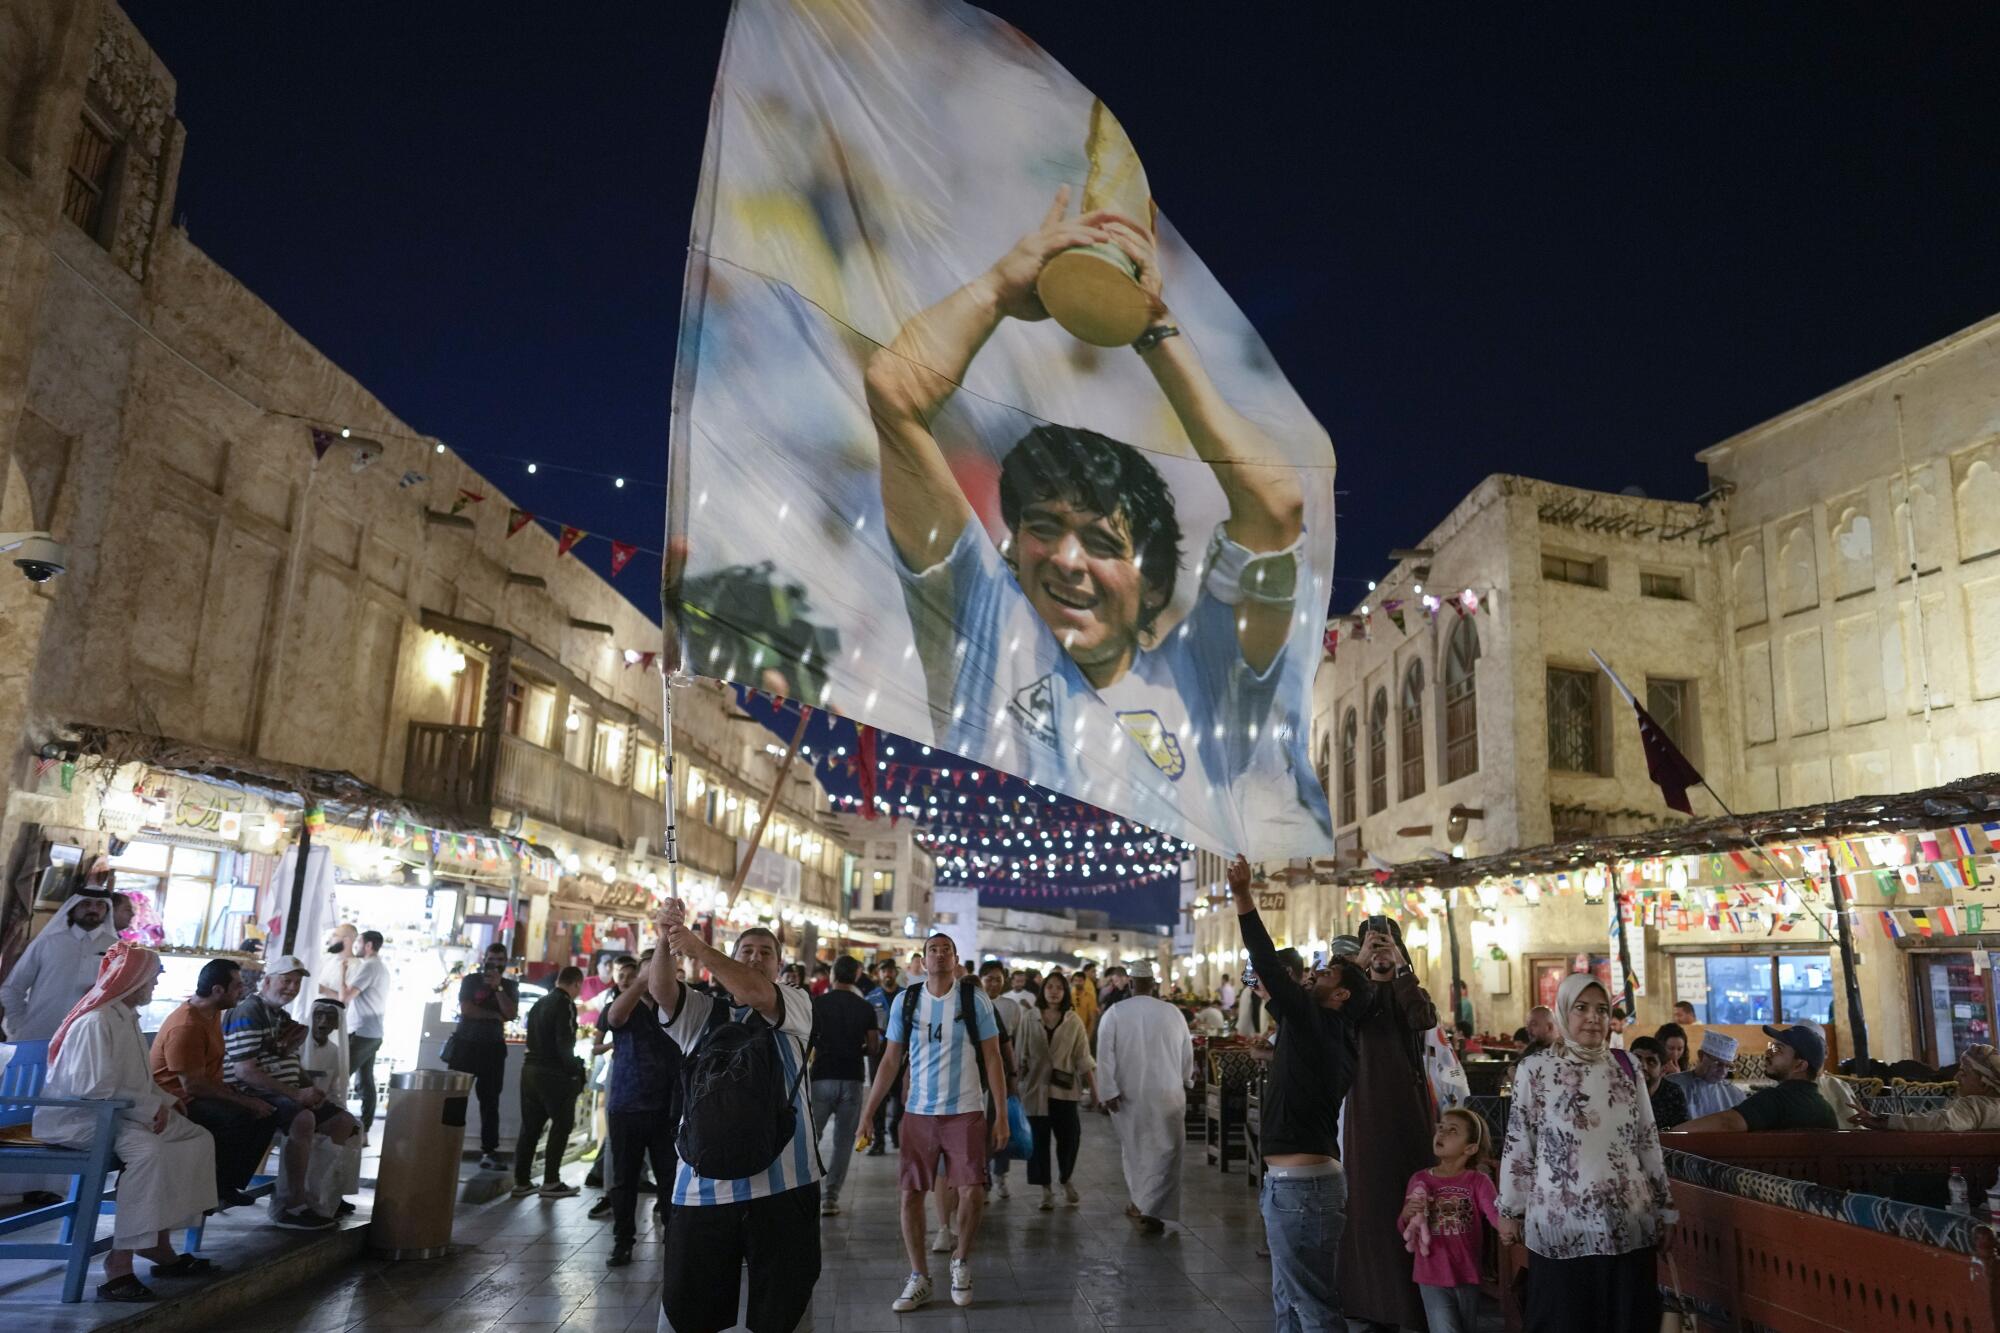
{"left": 1005, "top": 1095, "right": 1033, "bottom": 1161}
{"left": 1424, "top": 1026, "right": 1472, "bottom": 1113}
{"left": 267, "top": 1134, "right": 359, "bottom": 1221}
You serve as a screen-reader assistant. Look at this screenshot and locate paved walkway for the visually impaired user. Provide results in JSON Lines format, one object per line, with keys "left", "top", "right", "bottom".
{"left": 202, "top": 1114, "right": 1495, "bottom": 1333}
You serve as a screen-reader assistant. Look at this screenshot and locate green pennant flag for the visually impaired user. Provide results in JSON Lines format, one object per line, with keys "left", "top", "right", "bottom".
{"left": 1971, "top": 904, "right": 1986, "bottom": 933}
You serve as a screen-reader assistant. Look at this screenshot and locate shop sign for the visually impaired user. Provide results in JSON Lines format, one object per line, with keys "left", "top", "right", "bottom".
{"left": 1256, "top": 891, "right": 1286, "bottom": 912}
{"left": 141, "top": 773, "right": 249, "bottom": 837}
{"left": 849, "top": 915, "right": 894, "bottom": 935}
{"left": 736, "top": 837, "right": 802, "bottom": 901}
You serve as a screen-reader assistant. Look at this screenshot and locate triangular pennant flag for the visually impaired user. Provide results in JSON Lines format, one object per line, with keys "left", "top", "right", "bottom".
{"left": 1382, "top": 599, "right": 1407, "bottom": 634}
{"left": 310, "top": 426, "right": 337, "bottom": 461}
{"left": 557, "top": 525, "right": 586, "bottom": 556}
{"left": 609, "top": 541, "right": 638, "bottom": 577}
{"left": 1322, "top": 625, "right": 1338, "bottom": 661}
{"left": 507, "top": 507, "right": 535, "bottom": 538}
{"left": 451, "top": 488, "right": 486, "bottom": 515}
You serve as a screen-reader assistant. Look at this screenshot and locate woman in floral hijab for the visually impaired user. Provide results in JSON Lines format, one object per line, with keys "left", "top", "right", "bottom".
{"left": 1496, "top": 972, "right": 1676, "bottom": 1331}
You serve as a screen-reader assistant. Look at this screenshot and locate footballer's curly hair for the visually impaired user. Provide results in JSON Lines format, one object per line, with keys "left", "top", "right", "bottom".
{"left": 997, "top": 424, "right": 1183, "bottom": 635}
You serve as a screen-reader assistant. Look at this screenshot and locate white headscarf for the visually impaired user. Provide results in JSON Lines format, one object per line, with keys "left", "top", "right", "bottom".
{"left": 1555, "top": 972, "right": 1612, "bottom": 1065}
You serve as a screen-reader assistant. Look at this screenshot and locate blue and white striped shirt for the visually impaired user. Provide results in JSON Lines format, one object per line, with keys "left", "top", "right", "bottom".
{"left": 660, "top": 984, "right": 820, "bottom": 1206}
{"left": 886, "top": 981, "right": 999, "bottom": 1118}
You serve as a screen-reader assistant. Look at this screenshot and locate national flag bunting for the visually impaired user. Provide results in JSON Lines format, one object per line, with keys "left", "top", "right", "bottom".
{"left": 1382, "top": 599, "right": 1406, "bottom": 634}
{"left": 557, "top": 525, "right": 586, "bottom": 556}
{"left": 1937, "top": 906, "right": 1959, "bottom": 937}
{"left": 1950, "top": 826, "right": 1978, "bottom": 856}
{"left": 1880, "top": 910, "right": 1904, "bottom": 940}
{"left": 310, "top": 427, "right": 336, "bottom": 461}
{"left": 1920, "top": 832, "right": 1943, "bottom": 862}
{"left": 451, "top": 488, "right": 485, "bottom": 515}
{"left": 507, "top": 507, "right": 535, "bottom": 538}
{"left": 1322, "top": 626, "right": 1338, "bottom": 661}
{"left": 609, "top": 541, "right": 638, "bottom": 577}
{"left": 1911, "top": 909, "right": 1934, "bottom": 938}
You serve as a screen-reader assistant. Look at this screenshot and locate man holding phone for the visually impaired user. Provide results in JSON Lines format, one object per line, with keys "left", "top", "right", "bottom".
{"left": 1341, "top": 915, "right": 1438, "bottom": 1332}
{"left": 446, "top": 942, "right": 518, "bottom": 1171}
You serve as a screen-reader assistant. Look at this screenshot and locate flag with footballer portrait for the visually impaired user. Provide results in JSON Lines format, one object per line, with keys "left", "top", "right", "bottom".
{"left": 665, "top": 0, "right": 1337, "bottom": 856}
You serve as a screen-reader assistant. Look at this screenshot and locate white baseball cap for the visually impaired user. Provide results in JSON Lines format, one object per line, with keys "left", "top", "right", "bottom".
{"left": 265, "top": 954, "right": 311, "bottom": 977}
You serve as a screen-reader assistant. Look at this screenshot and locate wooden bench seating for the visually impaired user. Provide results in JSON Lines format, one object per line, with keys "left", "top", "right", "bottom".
{"left": 1663, "top": 1128, "right": 2000, "bottom": 1206}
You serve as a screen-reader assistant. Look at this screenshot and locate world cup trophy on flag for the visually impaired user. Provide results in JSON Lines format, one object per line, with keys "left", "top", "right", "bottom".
{"left": 1034, "top": 100, "right": 1158, "bottom": 347}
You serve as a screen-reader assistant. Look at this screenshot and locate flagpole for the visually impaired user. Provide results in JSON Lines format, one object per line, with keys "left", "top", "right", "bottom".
{"left": 1612, "top": 887, "right": 1638, "bottom": 1020}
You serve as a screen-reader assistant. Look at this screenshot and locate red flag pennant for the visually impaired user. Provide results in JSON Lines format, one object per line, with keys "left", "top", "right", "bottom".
{"left": 310, "top": 426, "right": 337, "bottom": 460}
{"left": 609, "top": 541, "right": 638, "bottom": 576}
{"left": 1635, "top": 700, "right": 1704, "bottom": 815}
{"left": 1322, "top": 625, "right": 1339, "bottom": 660}
{"left": 506, "top": 507, "right": 535, "bottom": 538}
{"left": 451, "top": 488, "right": 486, "bottom": 515}
{"left": 557, "top": 525, "right": 586, "bottom": 556}
{"left": 856, "top": 726, "right": 879, "bottom": 821}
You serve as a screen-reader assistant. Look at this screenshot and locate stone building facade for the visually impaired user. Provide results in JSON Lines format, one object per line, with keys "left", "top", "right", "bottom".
{"left": 0, "top": 0, "right": 857, "bottom": 987}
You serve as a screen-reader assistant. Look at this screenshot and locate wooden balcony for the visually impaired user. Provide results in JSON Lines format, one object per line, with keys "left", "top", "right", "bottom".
{"left": 403, "top": 722, "right": 489, "bottom": 817}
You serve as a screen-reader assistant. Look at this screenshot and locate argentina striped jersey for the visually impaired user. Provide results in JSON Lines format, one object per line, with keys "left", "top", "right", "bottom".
{"left": 660, "top": 983, "right": 820, "bottom": 1206}
{"left": 885, "top": 980, "right": 999, "bottom": 1117}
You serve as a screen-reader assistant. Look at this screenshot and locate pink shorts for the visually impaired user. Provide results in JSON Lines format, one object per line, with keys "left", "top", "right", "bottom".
{"left": 898, "top": 1111, "right": 989, "bottom": 1193}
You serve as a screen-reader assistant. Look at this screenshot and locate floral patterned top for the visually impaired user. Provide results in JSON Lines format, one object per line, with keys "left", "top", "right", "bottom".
{"left": 1497, "top": 1046, "right": 1677, "bottom": 1259}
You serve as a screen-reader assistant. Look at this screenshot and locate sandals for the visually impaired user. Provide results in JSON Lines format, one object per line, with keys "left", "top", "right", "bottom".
{"left": 97, "top": 1275, "right": 158, "bottom": 1302}
{"left": 151, "top": 1253, "right": 220, "bottom": 1277}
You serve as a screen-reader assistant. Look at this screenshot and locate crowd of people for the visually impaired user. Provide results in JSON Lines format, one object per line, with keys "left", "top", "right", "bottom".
{"left": 4, "top": 855, "right": 1950, "bottom": 1329}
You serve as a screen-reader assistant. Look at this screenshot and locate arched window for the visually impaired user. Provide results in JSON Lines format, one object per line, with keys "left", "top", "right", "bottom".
{"left": 1338, "top": 709, "right": 1358, "bottom": 827}
{"left": 1400, "top": 659, "right": 1426, "bottom": 800}
{"left": 1444, "top": 618, "right": 1480, "bottom": 782}
{"left": 1367, "top": 688, "right": 1389, "bottom": 815}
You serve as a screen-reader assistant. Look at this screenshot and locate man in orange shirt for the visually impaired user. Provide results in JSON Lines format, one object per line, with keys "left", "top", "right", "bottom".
{"left": 150, "top": 959, "right": 278, "bottom": 1206}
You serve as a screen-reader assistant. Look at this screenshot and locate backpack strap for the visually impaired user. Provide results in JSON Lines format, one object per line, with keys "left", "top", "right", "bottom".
{"left": 1611, "top": 1049, "right": 1638, "bottom": 1083}
{"left": 960, "top": 979, "right": 995, "bottom": 1117}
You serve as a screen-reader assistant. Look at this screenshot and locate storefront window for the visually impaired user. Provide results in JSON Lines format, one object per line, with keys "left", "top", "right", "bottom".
{"left": 1914, "top": 952, "right": 2000, "bottom": 1066}
{"left": 112, "top": 841, "right": 254, "bottom": 951}
{"left": 1678, "top": 952, "right": 1833, "bottom": 1025}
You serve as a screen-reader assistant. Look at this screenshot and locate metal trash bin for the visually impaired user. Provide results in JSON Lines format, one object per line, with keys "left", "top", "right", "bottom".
{"left": 372, "top": 1068, "right": 474, "bottom": 1258}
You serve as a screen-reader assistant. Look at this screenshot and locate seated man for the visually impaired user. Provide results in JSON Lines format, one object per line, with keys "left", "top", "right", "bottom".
{"left": 149, "top": 958, "right": 280, "bottom": 1206}
{"left": 1669, "top": 1029, "right": 1749, "bottom": 1119}
{"left": 1673, "top": 1024, "right": 1836, "bottom": 1133}
{"left": 1857, "top": 1042, "right": 2000, "bottom": 1131}
{"left": 1628, "top": 1035, "right": 1689, "bottom": 1130}
{"left": 223, "top": 955, "right": 360, "bottom": 1228}
{"left": 37, "top": 943, "right": 217, "bottom": 1302}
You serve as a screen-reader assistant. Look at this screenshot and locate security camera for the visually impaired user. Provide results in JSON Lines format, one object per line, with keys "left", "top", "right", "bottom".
{"left": 0, "top": 532, "right": 67, "bottom": 583}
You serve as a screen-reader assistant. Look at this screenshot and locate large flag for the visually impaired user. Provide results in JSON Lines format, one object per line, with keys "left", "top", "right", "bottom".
{"left": 1590, "top": 650, "right": 1705, "bottom": 815}
{"left": 665, "top": 0, "right": 1337, "bottom": 856}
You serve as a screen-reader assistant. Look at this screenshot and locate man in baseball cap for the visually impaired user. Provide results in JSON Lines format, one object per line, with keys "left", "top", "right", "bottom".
{"left": 1671, "top": 1022, "right": 1836, "bottom": 1133}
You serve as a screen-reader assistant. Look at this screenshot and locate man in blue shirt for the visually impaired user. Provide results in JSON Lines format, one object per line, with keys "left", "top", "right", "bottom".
{"left": 861, "top": 934, "right": 1009, "bottom": 1313}
{"left": 600, "top": 951, "right": 681, "bottom": 1269}
{"left": 864, "top": 189, "right": 1332, "bottom": 853}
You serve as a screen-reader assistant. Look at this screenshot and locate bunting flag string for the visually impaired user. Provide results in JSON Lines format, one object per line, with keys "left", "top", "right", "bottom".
{"left": 557, "top": 525, "right": 586, "bottom": 557}
{"left": 506, "top": 506, "right": 535, "bottom": 538}
{"left": 609, "top": 541, "right": 638, "bottom": 577}
{"left": 451, "top": 488, "right": 485, "bottom": 515}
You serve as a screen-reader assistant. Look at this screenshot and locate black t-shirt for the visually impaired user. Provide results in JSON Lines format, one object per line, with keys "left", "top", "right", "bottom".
{"left": 1241, "top": 909, "right": 1353, "bottom": 1158}
{"left": 456, "top": 972, "right": 518, "bottom": 1045}
{"left": 810, "top": 988, "right": 879, "bottom": 1082}
{"left": 1737, "top": 1076, "right": 1838, "bottom": 1130}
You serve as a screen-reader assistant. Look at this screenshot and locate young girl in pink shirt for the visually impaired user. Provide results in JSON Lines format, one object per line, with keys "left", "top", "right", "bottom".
{"left": 1398, "top": 1107, "right": 1501, "bottom": 1333}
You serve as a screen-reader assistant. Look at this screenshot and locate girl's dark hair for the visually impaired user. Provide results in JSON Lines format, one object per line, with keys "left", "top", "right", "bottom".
{"left": 1038, "top": 971, "right": 1072, "bottom": 1015}
{"left": 1654, "top": 1022, "right": 1690, "bottom": 1070}
{"left": 997, "top": 424, "right": 1183, "bottom": 635}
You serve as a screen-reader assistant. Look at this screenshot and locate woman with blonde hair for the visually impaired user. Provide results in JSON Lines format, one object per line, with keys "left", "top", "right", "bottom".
{"left": 1496, "top": 973, "right": 1676, "bottom": 1331}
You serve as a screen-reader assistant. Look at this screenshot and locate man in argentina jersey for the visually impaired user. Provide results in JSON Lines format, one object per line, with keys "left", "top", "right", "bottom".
{"left": 860, "top": 933, "right": 1009, "bottom": 1313}
{"left": 649, "top": 901, "right": 819, "bottom": 1333}
{"left": 866, "top": 190, "right": 1334, "bottom": 853}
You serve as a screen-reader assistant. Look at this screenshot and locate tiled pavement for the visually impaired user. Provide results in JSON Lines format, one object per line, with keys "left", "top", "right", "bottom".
{"left": 206, "top": 1114, "right": 1497, "bottom": 1333}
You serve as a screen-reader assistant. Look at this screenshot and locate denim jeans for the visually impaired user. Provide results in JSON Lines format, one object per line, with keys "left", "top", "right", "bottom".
{"left": 809, "top": 1078, "right": 864, "bottom": 1202}
{"left": 1260, "top": 1166, "right": 1347, "bottom": 1333}
{"left": 1417, "top": 1284, "right": 1480, "bottom": 1333}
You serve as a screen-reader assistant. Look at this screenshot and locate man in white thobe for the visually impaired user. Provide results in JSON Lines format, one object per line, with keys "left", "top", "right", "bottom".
{"left": 1095, "top": 964, "right": 1194, "bottom": 1233}
{"left": 37, "top": 943, "right": 217, "bottom": 1299}
{"left": 0, "top": 883, "right": 117, "bottom": 1041}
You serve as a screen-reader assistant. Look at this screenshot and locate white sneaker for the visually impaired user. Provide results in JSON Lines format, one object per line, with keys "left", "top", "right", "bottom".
{"left": 949, "top": 1258, "right": 973, "bottom": 1307}
{"left": 930, "top": 1225, "right": 956, "bottom": 1254}
{"left": 1063, "top": 1182, "right": 1080, "bottom": 1205}
{"left": 1039, "top": 1187, "right": 1054, "bottom": 1211}
{"left": 892, "top": 1273, "right": 933, "bottom": 1312}
{"left": 996, "top": 1178, "right": 1010, "bottom": 1200}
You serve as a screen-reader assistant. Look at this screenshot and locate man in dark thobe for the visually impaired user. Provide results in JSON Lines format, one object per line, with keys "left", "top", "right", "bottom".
{"left": 1339, "top": 918, "right": 1437, "bottom": 1332}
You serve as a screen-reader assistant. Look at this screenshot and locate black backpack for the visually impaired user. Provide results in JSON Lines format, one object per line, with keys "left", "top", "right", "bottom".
{"left": 676, "top": 999, "right": 812, "bottom": 1181}
{"left": 897, "top": 978, "right": 1001, "bottom": 1119}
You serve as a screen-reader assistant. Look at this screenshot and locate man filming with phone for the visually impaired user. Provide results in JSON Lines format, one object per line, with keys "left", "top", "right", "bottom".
{"left": 1227, "top": 856, "right": 1363, "bottom": 1330}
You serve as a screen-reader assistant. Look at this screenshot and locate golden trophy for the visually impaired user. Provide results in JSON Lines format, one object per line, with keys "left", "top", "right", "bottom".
{"left": 1036, "top": 99, "right": 1158, "bottom": 347}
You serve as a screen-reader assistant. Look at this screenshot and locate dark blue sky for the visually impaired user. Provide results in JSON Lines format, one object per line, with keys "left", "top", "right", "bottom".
{"left": 120, "top": 3, "right": 2000, "bottom": 604}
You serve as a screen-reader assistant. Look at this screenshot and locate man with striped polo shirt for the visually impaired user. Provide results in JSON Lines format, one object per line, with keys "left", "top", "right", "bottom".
{"left": 649, "top": 900, "right": 819, "bottom": 1333}
{"left": 860, "top": 932, "right": 1009, "bottom": 1312}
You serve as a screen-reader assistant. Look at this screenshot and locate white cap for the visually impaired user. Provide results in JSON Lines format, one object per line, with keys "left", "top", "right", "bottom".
{"left": 1129, "top": 961, "right": 1155, "bottom": 981}
{"left": 1699, "top": 1030, "right": 1738, "bottom": 1062}
{"left": 265, "top": 954, "right": 311, "bottom": 977}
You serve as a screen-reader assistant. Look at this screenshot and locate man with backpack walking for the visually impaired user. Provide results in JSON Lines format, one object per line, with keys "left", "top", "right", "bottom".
{"left": 648, "top": 899, "right": 820, "bottom": 1333}
{"left": 859, "top": 932, "right": 1009, "bottom": 1312}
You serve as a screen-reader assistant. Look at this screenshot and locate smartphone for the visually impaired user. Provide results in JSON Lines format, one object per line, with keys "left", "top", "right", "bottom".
{"left": 1362, "top": 915, "right": 1392, "bottom": 940}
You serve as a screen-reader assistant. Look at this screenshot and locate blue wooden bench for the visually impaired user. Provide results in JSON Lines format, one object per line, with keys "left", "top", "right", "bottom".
{"left": 0, "top": 1040, "right": 274, "bottom": 1302}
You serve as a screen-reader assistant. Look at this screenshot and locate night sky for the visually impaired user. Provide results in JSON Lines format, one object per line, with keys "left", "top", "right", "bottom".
{"left": 116, "top": 2, "right": 2000, "bottom": 921}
